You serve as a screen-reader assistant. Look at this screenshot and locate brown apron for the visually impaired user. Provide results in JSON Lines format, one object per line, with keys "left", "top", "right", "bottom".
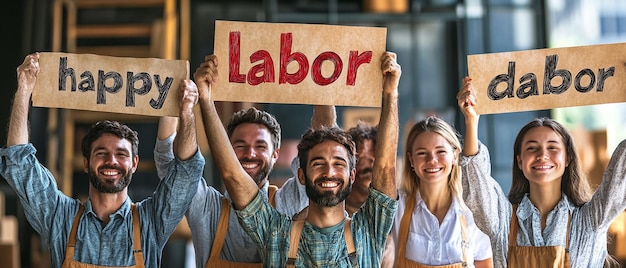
{"left": 205, "top": 186, "right": 278, "bottom": 268}
{"left": 62, "top": 203, "right": 144, "bottom": 268}
{"left": 507, "top": 205, "right": 571, "bottom": 268}
{"left": 395, "top": 194, "right": 469, "bottom": 268}
{"left": 286, "top": 219, "right": 357, "bottom": 268}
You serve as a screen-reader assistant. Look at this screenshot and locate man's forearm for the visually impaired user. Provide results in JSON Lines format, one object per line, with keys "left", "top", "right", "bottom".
{"left": 173, "top": 108, "right": 197, "bottom": 161}
{"left": 7, "top": 91, "right": 31, "bottom": 146}
{"left": 371, "top": 90, "right": 399, "bottom": 198}
{"left": 199, "top": 97, "right": 258, "bottom": 209}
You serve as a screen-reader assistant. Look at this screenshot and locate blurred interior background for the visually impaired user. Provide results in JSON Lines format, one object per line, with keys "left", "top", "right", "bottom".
{"left": 1, "top": 0, "right": 626, "bottom": 267}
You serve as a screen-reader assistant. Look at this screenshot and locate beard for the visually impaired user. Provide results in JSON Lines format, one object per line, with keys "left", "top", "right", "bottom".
{"left": 241, "top": 157, "right": 273, "bottom": 186}
{"left": 88, "top": 165, "right": 133, "bottom": 193}
{"left": 304, "top": 174, "right": 352, "bottom": 207}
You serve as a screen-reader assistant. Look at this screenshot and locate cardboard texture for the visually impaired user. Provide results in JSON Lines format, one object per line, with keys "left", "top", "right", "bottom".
{"left": 467, "top": 42, "right": 626, "bottom": 114}
{"left": 32, "top": 52, "right": 190, "bottom": 117}
{"left": 213, "top": 20, "right": 387, "bottom": 107}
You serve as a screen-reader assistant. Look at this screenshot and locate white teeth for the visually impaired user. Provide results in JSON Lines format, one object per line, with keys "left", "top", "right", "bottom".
{"left": 425, "top": 168, "right": 441, "bottom": 173}
{"left": 320, "top": 181, "right": 339, "bottom": 188}
{"left": 534, "top": 165, "right": 552, "bottom": 169}
{"left": 241, "top": 163, "right": 258, "bottom": 169}
{"left": 102, "top": 170, "right": 118, "bottom": 176}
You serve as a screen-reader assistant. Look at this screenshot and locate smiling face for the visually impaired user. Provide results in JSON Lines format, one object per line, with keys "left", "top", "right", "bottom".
{"left": 299, "top": 140, "right": 355, "bottom": 207}
{"left": 408, "top": 131, "right": 456, "bottom": 187}
{"left": 84, "top": 133, "right": 138, "bottom": 193}
{"left": 516, "top": 126, "right": 569, "bottom": 187}
{"left": 230, "top": 123, "right": 279, "bottom": 187}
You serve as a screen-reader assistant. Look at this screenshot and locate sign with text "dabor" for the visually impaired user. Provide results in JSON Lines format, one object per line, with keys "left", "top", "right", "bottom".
{"left": 467, "top": 42, "right": 626, "bottom": 114}
{"left": 213, "top": 20, "right": 387, "bottom": 107}
{"left": 33, "top": 52, "right": 189, "bottom": 117}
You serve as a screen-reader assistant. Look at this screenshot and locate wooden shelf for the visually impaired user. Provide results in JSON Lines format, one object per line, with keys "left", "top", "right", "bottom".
{"left": 75, "top": 0, "right": 166, "bottom": 8}
{"left": 75, "top": 24, "right": 153, "bottom": 38}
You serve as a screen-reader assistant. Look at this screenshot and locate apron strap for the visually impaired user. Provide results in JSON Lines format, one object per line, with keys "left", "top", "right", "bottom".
{"left": 286, "top": 220, "right": 306, "bottom": 266}
{"left": 459, "top": 213, "right": 469, "bottom": 266}
{"left": 343, "top": 219, "right": 358, "bottom": 267}
{"left": 209, "top": 198, "right": 231, "bottom": 261}
{"left": 508, "top": 205, "right": 519, "bottom": 247}
{"left": 63, "top": 203, "right": 85, "bottom": 263}
{"left": 268, "top": 185, "right": 279, "bottom": 207}
{"left": 397, "top": 194, "right": 416, "bottom": 260}
{"left": 130, "top": 203, "right": 145, "bottom": 268}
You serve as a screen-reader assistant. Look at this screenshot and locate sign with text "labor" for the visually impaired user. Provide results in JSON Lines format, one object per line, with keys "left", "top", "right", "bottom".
{"left": 33, "top": 52, "right": 189, "bottom": 117}
{"left": 467, "top": 42, "right": 626, "bottom": 114}
{"left": 213, "top": 20, "right": 387, "bottom": 107}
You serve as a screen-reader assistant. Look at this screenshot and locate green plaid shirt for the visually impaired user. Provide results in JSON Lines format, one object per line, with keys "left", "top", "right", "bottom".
{"left": 236, "top": 187, "right": 397, "bottom": 268}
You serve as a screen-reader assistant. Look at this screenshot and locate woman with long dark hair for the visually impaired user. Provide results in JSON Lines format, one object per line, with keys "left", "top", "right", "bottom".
{"left": 458, "top": 76, "right": 625, "bottom": 267}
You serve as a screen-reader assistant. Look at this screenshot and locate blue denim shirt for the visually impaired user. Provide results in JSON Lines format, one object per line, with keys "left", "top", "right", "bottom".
{"left": 153, "top": 134, "right": 309, "bottom": 267}
{"left": 0, "top": 143, "right": 204, "bottom": 268}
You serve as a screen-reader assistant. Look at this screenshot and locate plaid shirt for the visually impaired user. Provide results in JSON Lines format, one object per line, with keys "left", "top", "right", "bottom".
{"left": 236, "top": 187, "right": 397, "bottom": 268}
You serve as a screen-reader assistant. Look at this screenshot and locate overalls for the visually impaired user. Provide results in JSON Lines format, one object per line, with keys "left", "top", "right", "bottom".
{"left": 205, "top": 185, "right": 278, "bottom": 267}
{"left": 507, "top": 206, "right": 571, "bottom": 268}
{"left": 62, "top": 203, "right": 144, "bottom": 268}
{"left": 395, "top": 194, "right": 469, "bottom": 268}
{"left": 286, "top": 219, "right": 358, "bottom": 268}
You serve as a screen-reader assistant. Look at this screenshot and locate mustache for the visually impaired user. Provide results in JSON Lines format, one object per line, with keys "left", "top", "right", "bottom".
{"left": 98, "top": 165, "right": 125, "bottom": 173}
{"left": 313, "top": 177, "right": 343, "bottom": 184}
{"left": 239, "top": 157, "right": 263, "bottom": 163}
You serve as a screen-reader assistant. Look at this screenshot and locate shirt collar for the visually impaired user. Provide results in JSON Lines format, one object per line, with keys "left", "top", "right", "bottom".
{"left": 84, "top": 197, "right": 133, "bottom": 220}
{"left": 516, "top": 193, "right": 572, "bottom": 220}
{"left": 413, "top": 191, "right": 463, "bottom": 215}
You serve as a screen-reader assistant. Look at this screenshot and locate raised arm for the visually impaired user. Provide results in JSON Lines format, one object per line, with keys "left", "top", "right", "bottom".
{"left": 154, "top": 116, "right": 178, "bottom": 180}
{"left": 195, "top": 55, "right": 259, "bottom": 210}
{"left": 158, "top": 116, "right": 179, "bottom": 140}
{"left": 8, "top": 53, "right": 39, "bottom": 146}
{"left": 311, "top": 105, "right": 337, "bottom": 129}
{"left": 457, "top": 76, "right": 480, "bottom": 156}
{"left": 371, "top": 52, "right": 400, "bottom": 199}
{"left": 172, "top": 80, "right": 199, "bottom": 161}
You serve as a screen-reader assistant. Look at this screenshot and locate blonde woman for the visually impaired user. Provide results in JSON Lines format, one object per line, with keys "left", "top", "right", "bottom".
{"left": 390, "top": 116, "right": 493, "bottom": 267}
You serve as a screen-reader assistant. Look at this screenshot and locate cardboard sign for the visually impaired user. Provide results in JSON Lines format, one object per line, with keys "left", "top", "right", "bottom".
{"left": 33, "top": 52, "right": 189, "bottom": 117}
{"left": 213, "top": 20, "right": 387, "bottom": 107}
{"left": 467, "top": 42, "right": 626, "bottom": 114}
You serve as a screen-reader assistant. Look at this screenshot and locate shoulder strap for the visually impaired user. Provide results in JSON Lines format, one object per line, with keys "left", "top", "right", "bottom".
{"left": 209, "top": 198, "right": 231, "bottom": 261}
{"left": 343, "top": 219, "right": 357, "bottom": 266}
{"left": 268, "top": 184, "right": 279, "bottom": 207}
{"left": 67, "top": 203, "right": 85, "bottom": 247}
{"left": 286, "top": 220, "right": 306, "bottom": 266}
{"left": 397, "top": 194, "right": 416, "bottom": 259}
{"left": 509, "top": 205, "right": 519, "bottom": 247}
{"left": 131, "top": 203, "right": 145, "bottom": 268}
{"left": 459, "top": 213, "right": 468, "bottom": 266}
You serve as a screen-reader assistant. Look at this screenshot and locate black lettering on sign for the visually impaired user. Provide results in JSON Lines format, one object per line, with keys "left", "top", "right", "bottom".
{"left": 126, "top": 72, "right": 151, "bottom": 107}
{"left": 56, "top": 56, "right": 176, "bottom": 110}
{"left": 97, "top": 71, "right": 123, "bottom": 104}
{"left": 78, "top": 71, "right": 95, "bottom": 92}
{"left": 543, "top": 54, "right": 571, "bottom": 95}
{"left": 150, "top": 75, "right": 173, "bottom": 109}
{"left": 58, "top": 57, "right": 76, "bottom": 91}
{"left": 487, "top": 61, "right": 515, "bottom": 100}
{"left": 516, "top": 73, "right": 538, "bottom": 99}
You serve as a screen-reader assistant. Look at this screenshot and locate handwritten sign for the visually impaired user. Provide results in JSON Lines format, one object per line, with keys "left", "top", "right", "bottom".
{"left": 213, "top": 20, "right": 387, "bottom": 107}
{"left": 467, "top": 42, "right": 626, "bottom": 114}
{"left": 32, "top": 52, "right": 189, "bottom": 117}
